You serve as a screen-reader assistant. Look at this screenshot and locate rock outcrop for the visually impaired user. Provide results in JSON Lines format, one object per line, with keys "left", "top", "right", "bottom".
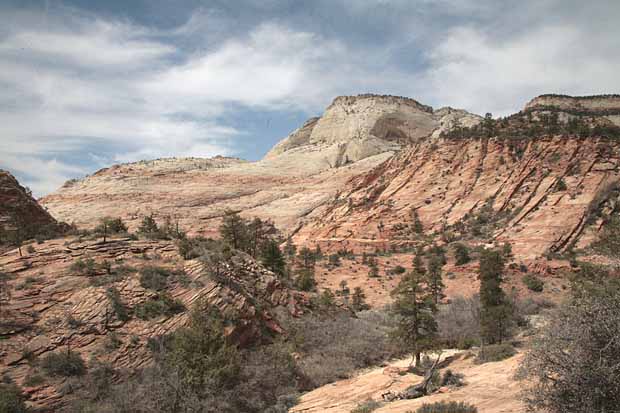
{"left": 293, "top": 130, "right": 620, "bottom": 259}
{"left": 0, "top": 236, "right": 304, "bottom": 410}
{"left": 39, "top": 95, "right": 480, "bottom": 239}
{"left": 525, "top": 94, "right": 620, "bottom": 126}
{"left": 0, "top": 170, "right": 60, "bottom": 236}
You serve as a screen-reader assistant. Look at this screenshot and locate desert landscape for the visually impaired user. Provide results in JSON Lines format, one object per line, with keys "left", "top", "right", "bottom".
{"left": 2, "top": 91, "right": 620, "bottom": 412}
{"left": 2, "top": 2, "right": 620, "bottom": 412}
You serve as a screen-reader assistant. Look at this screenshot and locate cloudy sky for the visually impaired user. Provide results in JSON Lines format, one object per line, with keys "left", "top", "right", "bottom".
{"left": 1, "top": 0, "right": 619, "bottom": 196}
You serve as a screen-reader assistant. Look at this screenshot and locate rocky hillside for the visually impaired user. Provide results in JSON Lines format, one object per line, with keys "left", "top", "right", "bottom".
{"left": 0, "top": 170, "right": 62, "bottom": 240}
{"left": 293, "top": 96, "right": 620, "bottom": 260}
{"left": 39, "top": 95, "right": 480, "bottom": 239}
{"left": 0, "top": 236, "right": 304, "bottom": 410}
{"left": 38, "top": 94, "right": 620, "bottom": 261}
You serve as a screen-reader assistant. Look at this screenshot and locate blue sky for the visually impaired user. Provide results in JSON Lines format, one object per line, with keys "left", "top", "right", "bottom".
{"left": 1, "top": 0, "right": 619, "bottom": 196}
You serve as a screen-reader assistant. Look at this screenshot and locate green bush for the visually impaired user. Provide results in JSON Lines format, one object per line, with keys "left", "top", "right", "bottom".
{"left": 351, "top": 399, "right": 382, "bottom": 413}
{"left": 523, "top": 274, "right": 544, "bottom": 292}
{"left": 475, "top": 343, "right": 516, "bottom": 364}
{"left": 453, "top": 243, "right": 471, "bottom": 265}
{"left": 139, "top": 266, "right": 172, "bottom": 291}
{"left": 41, "top": 350, "right": 86, "bottom": 377}
{"left": 135, "top": 293, "right": 185, "bottom": 320}
{"left": 70, "top": 257, "right": 97, "bottom": 275}
{"left": 415, "top": 401, "right": 478, "bottom": 413}
{"left": 0, "top": 384, "right": 28, "bottom": 413}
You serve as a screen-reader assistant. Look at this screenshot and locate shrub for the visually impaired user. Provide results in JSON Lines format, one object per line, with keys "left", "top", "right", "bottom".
{"left": 23, "top": 373, "right": 45, "bottom": 387}
{"left": 475, "top": 343, "right": 516, "bottom": 364}
{"left": 41, "top": 350, "right": 86, "bottom": 377}
{"left": 139, "top": 266, "right": 172, "bottom": 291}
{"left": 517, "top": 281, "right": 620, "bottom": 413}
{"left": 351, "top": 399, "right": 382, "bottom": 413}
{"left": 106, "top": 287, "right": 130, "bottom": 322}
{"left": 415, "top": 401, "right": 478, "bottom": 413}
{"left": 70, "top": 257, "right": 97, "bottom": 275}
{"left": 0, "top": 384, "right": 28, "bottom": 413}
{"left": 453, "top": 243, "right": 471, "bottom": 265}
{"left": 282, "top": 310, "right": 401, "bottom": 387}
{"left": 440, "top": 369, "right": 465, "bottom": 387}
{"left": 522, "top": 274, "right": 544, "bottom": 292}
{"left": 328, "top": 254, "right": 341, "bottom": 267}
{"left": 135, "top": 293, "right": 185, "bottom": 320}
{"left": 437, "top": 295, "right": 480, "bottom": 349}
{"left": 389, "top": 265, "right": 406, "bottom": 275}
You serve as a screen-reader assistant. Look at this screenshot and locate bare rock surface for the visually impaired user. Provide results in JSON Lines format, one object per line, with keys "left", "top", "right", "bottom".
{"left": 0, "top": 170, "right": 60, "bottom": 232}
{"left": 294, "top": 135, "right": 620, "bottom": 259}
{"left": 291, "top": 350, "right": 525, "bottom": 413}
{"left": 40, "top": 95, "right": 480, "bottom": 239}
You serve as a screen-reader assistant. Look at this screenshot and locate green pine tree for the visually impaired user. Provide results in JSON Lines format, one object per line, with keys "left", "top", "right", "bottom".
{"left": 260, "top": 239, "right": 286, "bottom": 276}
{"left": 391, "top": 269, "right": 438, "bottom": 367}
{"left": 427, "top": 254, "right": 446, "bottom": 305}
{"left": 479, "top": 249, "right": 513, "bottom": 344}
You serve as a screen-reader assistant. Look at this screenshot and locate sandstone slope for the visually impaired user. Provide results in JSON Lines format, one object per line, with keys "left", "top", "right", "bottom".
{"left": 294, "top": 96, "right": 620, "bottom": 259}
{"left": 0, "top": 236, "right": 304, "bottom": 410}
{"left": 0, "top": 170, "right": 61, "bottom": 236}
{"left": 291, "top": 350, "right": 525, "bottom": 413}
{"left": 39, "top": 95, "right": 480, "bottom": 239}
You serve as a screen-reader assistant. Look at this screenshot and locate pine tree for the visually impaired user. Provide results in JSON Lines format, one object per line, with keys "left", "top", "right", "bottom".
{"left": 479, "top": 249, "right": 513, "bottom": 344}
{"left": 297, "top": 247, "right": 315, "bottom": 271}
{"left": 411, "top": 209, "right": 424, "bottom": 235}
{"left": 260, "top": 239, "right": 285, "bottom": 276}
{"left": 314, "top": 244, "right": 323, "bottom": 260}
{"left": 427, "top": 254, "right": 446, "bottom": 305}
{"left": 138, "top": 214, "right": 160, "bottom": 239}
{"left": 391, "top": 269, "right": 438, "bottom": 367}
{"left": 219, "top": 210, "right": 247, "bottom": 250}
{"left": 412, "top": 253, "right": 426, "bottom": 276}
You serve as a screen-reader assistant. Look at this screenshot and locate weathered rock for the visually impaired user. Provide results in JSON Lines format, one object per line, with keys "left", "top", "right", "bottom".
{"left": 0, "top": 236, "right": 304, "bottom": 411}
{"left": 39, "top": 95, "right": 480, "bottom": 240}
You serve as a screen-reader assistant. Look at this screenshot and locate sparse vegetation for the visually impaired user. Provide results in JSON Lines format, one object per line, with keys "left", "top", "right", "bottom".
{"left": 415, "top": 401, "right": 478, "bottom": 413}
{"left": 475, "top": 343, "right": 516, "bottom": 364}
{"left": 0, "top": 383, "right": 28, "bottom": 413}
{"left": 41, "top": 349, "right": 86, "bottom": 377}
{"left": 522, "top": 274, "right": 544, "bottom": 292}
{"left": 351, "top": 399, "right": 382, "bottom": 413}
{"left": 134, "top": 292, "right": 185, "bottom": 320}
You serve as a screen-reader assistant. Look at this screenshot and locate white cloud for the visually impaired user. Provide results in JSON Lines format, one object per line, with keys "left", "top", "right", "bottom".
{"left": 421, "top": 24, "right": 620, "bottom": 115}
{"left": 1, "top": 1, "right": 620, "bottom": 196}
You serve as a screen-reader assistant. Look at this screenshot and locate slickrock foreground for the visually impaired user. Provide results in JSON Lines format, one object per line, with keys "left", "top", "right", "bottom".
{"left": 291, "top": 351, "right": 525, "bottom": 413}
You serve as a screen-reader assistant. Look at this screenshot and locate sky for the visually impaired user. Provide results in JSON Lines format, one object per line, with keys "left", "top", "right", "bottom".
{"left": 1, "top": 0, "right": 619, "bottom": 196}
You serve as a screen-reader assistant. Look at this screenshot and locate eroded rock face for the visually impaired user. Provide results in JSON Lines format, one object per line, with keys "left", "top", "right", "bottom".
{"left": 293, "top": 135, "right": 620, "bottom": 259}
{"left": 40, "top": 95, "right": 480, "bottom": 239}
{"left": 525, "top": 94, "right": 620, "bottom": 113}
{"left": 0, "top": 170, "right": 60, "bottom": 234}
{"left": 0, "top": 237, "right": 304, "bottom": 410}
